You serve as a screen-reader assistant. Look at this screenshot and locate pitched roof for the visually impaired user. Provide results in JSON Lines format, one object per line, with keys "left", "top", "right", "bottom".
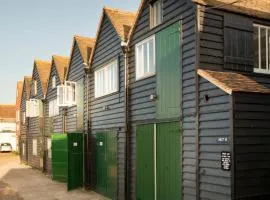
{"left": 193, "top": 0, "right": 270, "bottom": 19}
{"left": 52, "top": 55, "right": 69, "bottom": 84}
{"left": 66, "top": 35, "right": 95, "bottom": 79}
{"left": 33, "top": 60, "right": 51, "bottom": 95}
{"left": 0, "top": 105, "right": 16, "bottom": 119}
{"left": 127, "top": 0, "right": 147, "bottom": 44}
{"left": 74, "top": 35, "right": 96, "bottom": 63}
{"left": 89, "top": 7, "right": 136, "bottom": 65}
{"left": 23, "top": 76, "right": 32, "bottom": 99}
{"left": 104, "top": 7, "right": 136, "bottom": 42}
{"left": 16, "top": 81, "right": 23, "bottom": 109}
{"left": 198, "top": 69, "right": 270, "bottom": 94}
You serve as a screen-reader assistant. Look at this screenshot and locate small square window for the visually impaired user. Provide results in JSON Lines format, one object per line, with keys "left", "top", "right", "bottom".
{"left": 49, "top": 99, "right": 59, "bottom": 117}
{"left": 32, "top": 80, "right": 37, "bottom": 96}
{"left": 52, "top": 76, "right": 56, "bottom": 89}
{"left": 135, "top": 36, "right": 156, "bottom": 80}
{"left": 32, "top": 139, "right": 37, "bottom": 156}
{"left": 150, "top": 0, "right": 162, "bottom": 29}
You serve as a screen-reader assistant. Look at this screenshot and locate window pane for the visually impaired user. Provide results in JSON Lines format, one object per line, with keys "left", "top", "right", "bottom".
{"left": 156, "top": 1, "right": 162, "bottom": 25}
{"left": 149, "top": 39, "right": 154, "bottom": 73}
{"left": 261, "top": 27, "right": 267, "bottom": 69}
{"left": 143, "top": 42, "right": 148, "bottom": 73}
{"left": 254, "top": 27, "right": 259, "bottom": 69}
{"left": 137, "top": 45, "right": 143, "bottom": 77}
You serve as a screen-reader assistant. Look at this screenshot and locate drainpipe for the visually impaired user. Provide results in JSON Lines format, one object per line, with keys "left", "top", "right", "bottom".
{"left": 63, "top": 107, "right": 67, "bottom": 133}
{"left": 83, "top": 63, "right": 91, "bottom": 189}
{"left": 121, "top": 41, "right": 129, "bottom": 200}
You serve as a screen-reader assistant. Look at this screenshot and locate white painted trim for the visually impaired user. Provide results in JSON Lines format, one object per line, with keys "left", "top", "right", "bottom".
{"left": 254, "top": 68, "right": 270, "bottom": 74}
{"left": 135, "top": 35, "right": 156, "bottom": 81}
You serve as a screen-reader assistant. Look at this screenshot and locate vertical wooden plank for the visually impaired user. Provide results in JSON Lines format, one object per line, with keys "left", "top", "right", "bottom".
{"left": 136, "top": 124, "right": 155, "bottom": 200}
{"left": 156, "top": 122, "right": 181, "bottom": 200}
{"left": 156, "top": 22, "right": 181, "bottom": 119}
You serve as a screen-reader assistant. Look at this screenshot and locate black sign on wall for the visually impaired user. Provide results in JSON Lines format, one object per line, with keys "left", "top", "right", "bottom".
{"left": 221, "top": 151, "right": 231, "bottom": 171}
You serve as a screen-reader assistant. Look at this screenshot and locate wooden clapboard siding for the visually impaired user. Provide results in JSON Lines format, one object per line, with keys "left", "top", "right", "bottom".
{"left": 129, "top": 0, "right": 197, "bottom": 199}
{"left": 20, "top": 83, "right": 29, "bottom": 163}
{"left": 199, "top": 77, "right": 231, "bottom": 200}
{"left": 88, "top": 14, "right": 126, "bottom": 200}
{"left": 65, "top": 42, "right": 84, "bottom": 133}
{"left": 28, "top": 66, "right": 44, "bottom": 169}
{"left": 233, "top": 93, "right": 270, "bottom": 199}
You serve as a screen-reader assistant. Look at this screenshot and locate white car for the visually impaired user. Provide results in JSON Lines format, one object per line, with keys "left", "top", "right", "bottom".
{"left": 0, "top": 143, "right": 12, "bottom": 152}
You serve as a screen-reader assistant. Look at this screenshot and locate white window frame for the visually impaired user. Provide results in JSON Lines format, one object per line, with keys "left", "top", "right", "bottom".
{"left": 32, "top": 139, "right": 37, "bottom": 156}
{"left": 22, "top": 143, "right": 25, "bottom": 156}
{"left": 22, "top": 112, "right": 26, "bottom": 124}
{"left": 57, "top": 81, "right": 76, "bottom": 107}
{"left": 26, "top": 99, "right": 42, "bottom": 117}
{"left": 254, "top": 24, "right": 270, "bottom": 74}
{"left": 47, "top": 138, "right": 52, "bottom": 159}
{"left": 150, "top": 0, "right": 162, "bottom": 29}
{"left": 135, "top": 35, "right": 156, "bottom": 80}
{"left": 33, "top": 80, "right": 37, "bottom": 96}
{"left": 52, "top": 76, "right": 56, "bottom": 89}
{"left": 94, "top": 59, "right": 119, "bottom": 98}
{"left": 49, "top": 99, "right": 59, "bottom": 117}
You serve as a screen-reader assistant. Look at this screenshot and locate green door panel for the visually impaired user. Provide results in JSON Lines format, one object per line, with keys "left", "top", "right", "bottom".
{"left": 106, "top": 133, "right": 117, "bottom": 199}
{"left": 156, "top": 122, "right": 181, "bottom": 200}
{"left": 136, "top": 124, "right": 155, "bottom": 200}
{"left": 156, "top": 22, "right": 181, "bottom": 119}
{"left": 96, "top": 131, "right": 117, "bottom": 200}
{"left": 52, "top": 134, "right": 68, "bottom": 182}
{"left": 96, "top": 133, "right": 107, "bottom": 195}
{"left": 67, "top": 133, "right": 84, "bottom": 191}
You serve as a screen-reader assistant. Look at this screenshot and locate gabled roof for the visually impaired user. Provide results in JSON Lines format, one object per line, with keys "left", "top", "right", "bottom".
{"left": 89, "top": 7, "right": 136, "bottom": 65}
{"left": 52, "top": 55, "right": 69, "bottom": 84}
{"left": 127, "top": 0, "right": 147, "bottom": 44}
{"left": 16, "top": 81, "right": 23, "bottom": 109}
{"left": 73, "top": 35, "right": 96, "bottom": 63}
{"left": 104, "top": 7, "right": 136, "bottom": 42}
{"left": 66, "top": 35, "right": 95, "bottom": 79}
{"left": 0, "top": 105, "right": 16, "bottom": 119}
{"left": 22, "top": 76, "right": 32, "bottom": 99}
{"left": 193, "top": 0, "right": 270, "bottom": 19}
{"left": 33, "top": 60, "right": 51, "bottom": 96}
{"left": 198, "top": 69, "right": 270, "bottom": 95}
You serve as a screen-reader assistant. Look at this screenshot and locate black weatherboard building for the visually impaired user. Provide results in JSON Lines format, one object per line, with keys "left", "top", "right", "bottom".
{"left": 44, "top": 55, "right": 69, "bottom": 174}
{"left": 19, "top": 76, "right": 32, "bottom": 164}
{"left": 85, "top": 7, "right": 136, "bottom": 200}
{"left": 27, "top": 60, "right": 51, "bottom": 170}
{"left": 127, "top": 0, "right": 270, "bottom": 200}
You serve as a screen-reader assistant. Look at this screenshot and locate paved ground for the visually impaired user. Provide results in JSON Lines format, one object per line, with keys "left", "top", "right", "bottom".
{"left": 0, "top": 153, "right": 107, "bottom": 200}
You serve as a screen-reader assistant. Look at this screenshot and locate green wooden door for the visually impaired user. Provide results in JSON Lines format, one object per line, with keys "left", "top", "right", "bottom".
{"left": 96, "top": 131, "right": 117, "bottom": 199}
{"left": 136, "top": 122, "right": 182, "bottom": 200}
{"left": 156, "top": 122, "right": 181, "bottom": 200}
{"left": 156, "top": 22, "right": 181, "bottom": 119}
{"left": 52, "top": 134, "right": 68, "bottom": 182}
{"left": 136, "top": 124, "right": 155, "bottom": 200}
{"left": 67, "top": 133, "right": 84, "bottom": 191}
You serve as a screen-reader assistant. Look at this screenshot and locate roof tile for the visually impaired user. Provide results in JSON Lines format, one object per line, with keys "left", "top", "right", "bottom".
{"left": 193, "top": 0, "right": 270, "bottom": 19}
{"left": 0, "top": 105, "right": 16, "bottom": 119}
{"left": 198, "top": 69, "right": 270, "bottom": 94}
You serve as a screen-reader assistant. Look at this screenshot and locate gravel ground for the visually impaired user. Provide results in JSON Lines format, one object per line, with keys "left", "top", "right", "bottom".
{"left": 0, "top": 153, "right": 107, "bottom": 200}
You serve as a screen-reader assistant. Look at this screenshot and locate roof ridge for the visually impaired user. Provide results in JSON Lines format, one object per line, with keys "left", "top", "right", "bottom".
{"left": 103, "top": 6, "right": 137, "bottom": 15}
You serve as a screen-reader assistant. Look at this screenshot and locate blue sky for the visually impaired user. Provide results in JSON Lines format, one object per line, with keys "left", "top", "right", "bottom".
{"left": 0, "top": 0, "right": 141, "bottom": 104}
